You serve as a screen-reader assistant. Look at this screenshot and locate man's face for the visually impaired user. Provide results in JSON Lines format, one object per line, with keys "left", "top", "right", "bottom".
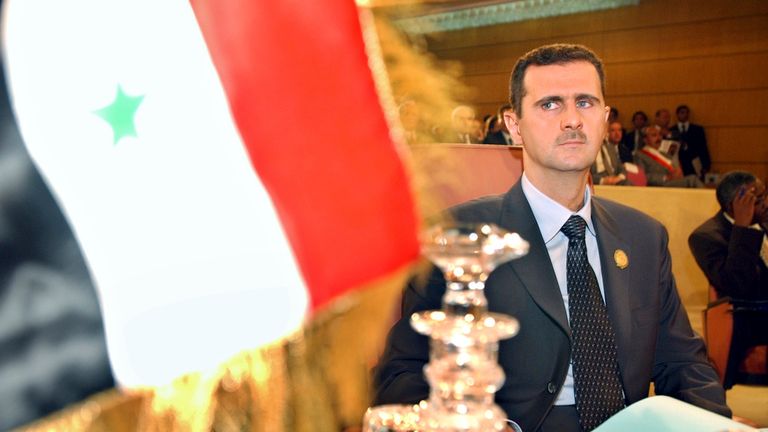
{"left": 676, "top": 107, "right": 690, "bottom": 123}
{"left": 644, "top": 127, "right": 661, "bottom": 148}
{"left": 632, "top": 113, "right": 646, "bottom": 129}
{"left": 655, "top": 109, "right": 671, "bottom": 127}
{"left": 608, "top": 122, "right": 623, "bottom": 144}
{"left": 504, "top": 61, "right": 608, "bottom": 175}
{"left": 452, "top": 107, "right": 475, "bottom": 134}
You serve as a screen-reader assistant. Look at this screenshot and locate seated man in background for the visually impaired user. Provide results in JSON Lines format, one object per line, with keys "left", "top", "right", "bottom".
{"left": 634, "top": 125, "right": 702, "bottom": 188}
{"left": 654, "top": 108, "right": 676, "bottom": 141}
{"left": 591, "top": 121, "right": 630, "bottom": 185}
{"left": 620, "top": 111, "right": 647, "bottom": 163}
{"left": 439, "top": 105, "right": 480, "bottom": 143}
{"left": 689, "top": 170, "right": 768, "bottom": 389}
{"left": 484, "top": 104, "right": 516, "bottom": 145}
{"left": 398, "top": 100, "right": 433, "bottom": 144}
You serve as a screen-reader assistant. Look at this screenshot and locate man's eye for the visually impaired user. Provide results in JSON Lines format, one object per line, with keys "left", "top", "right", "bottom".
{"left": 576, "top": 99, "right": 593, "bottom": 108}
{"left": 541, "top": 101, "right": 557, "bottom": 110}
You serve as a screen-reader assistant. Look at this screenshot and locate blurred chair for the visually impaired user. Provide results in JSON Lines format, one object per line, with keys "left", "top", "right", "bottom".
{"left": 703, "top": 285, "right": 768, "bottom": 386}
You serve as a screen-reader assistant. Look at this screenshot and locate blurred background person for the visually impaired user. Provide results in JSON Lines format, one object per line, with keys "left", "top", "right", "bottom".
{"left": 591, "top": 121, "right": 631, "bottom": 185}
{"left": 655, "top": 108, "right": 676, "bottom": 141}
{"left": 398, "top": 100, "right": 432, "bottom": 144}
{"left": 471, "top": 117, "right": 485, "bottom": 143}
{"left": 483, "top": 104, "right": 515, "bottom": 145}
{"left": 673, "top": 104, "right": 711, "bottom": 180}
{"left": 621, "top": 110, "right": 647, "bottom": 163}
{"left": 608, "top": 106, "right": 620, "bottom": 125}
{"left": 635, "top": 125, "right": 702, "bottom": 188}
{"left": 689, "top": 171, "right": 768, "bottom": 389}
{"left": 438, "top": 105, "right": 479, "bottom": 143}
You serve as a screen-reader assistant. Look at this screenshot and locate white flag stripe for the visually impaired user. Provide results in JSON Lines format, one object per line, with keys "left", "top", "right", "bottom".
{"left": 4, "top": 0, "right": 308, "bottom": 386}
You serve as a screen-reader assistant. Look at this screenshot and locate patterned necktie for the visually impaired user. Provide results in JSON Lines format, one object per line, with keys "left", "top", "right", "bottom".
{"left": 561, "top": 215, "right": 625, "bottom": 431}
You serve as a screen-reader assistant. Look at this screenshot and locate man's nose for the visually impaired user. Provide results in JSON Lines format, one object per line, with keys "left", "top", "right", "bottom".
{"left": 560, "top": 104, "right": 583, "bottom": 130}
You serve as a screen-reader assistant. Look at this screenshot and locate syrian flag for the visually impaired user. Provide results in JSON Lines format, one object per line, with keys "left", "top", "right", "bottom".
{"left": 2, "top": 0, "right": 420, "bottom": 387}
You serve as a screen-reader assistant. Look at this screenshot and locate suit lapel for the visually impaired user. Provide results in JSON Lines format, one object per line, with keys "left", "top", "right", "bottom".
{"left": 497, "top": 182, "right": 571, "bottom": 337}
{"left": 591, "top": 199, "right": 632, "bottom": 370}
{"left": 492, "top": 185, "right": 636, "bottom": 350}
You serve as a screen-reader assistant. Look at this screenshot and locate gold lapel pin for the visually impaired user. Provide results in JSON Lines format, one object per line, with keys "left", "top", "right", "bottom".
{"left": 614, "top": 249, "right": 629, "bottom": 269}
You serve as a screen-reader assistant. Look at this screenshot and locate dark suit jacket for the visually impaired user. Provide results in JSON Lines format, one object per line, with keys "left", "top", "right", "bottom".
{"left": 484, "top": 130, "right": 512, "bottom": 145}
{"left": 674, "top": 123, "right": 710, "bottom": 177}
{"left": 374, "top": 181, "right": 729, "bottom": 431}
{"left": 620, "top": 129, "right": 642, "bottom": 163}
{"left": 689, "top": 212, "right": 768, "bottom": 388}
{"left": 688, "top": 211, "right": 768, "bottom": 300}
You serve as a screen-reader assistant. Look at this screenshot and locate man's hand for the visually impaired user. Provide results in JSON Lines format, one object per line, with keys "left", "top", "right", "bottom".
{"left": 731, "top": 185, "right": 756, "bottom": 226}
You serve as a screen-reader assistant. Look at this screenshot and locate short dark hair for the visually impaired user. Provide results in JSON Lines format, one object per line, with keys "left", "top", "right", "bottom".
{"left": 497, "top": 104, "right": 513, "bottom": 116}
{"left": 716, "top": 171, "right": 756, "bottom": 211}
{"left": 676, "top": 104, "right": 690, "bottom": 114}
{"left": 509, "top": 44, "right": 606, "bottom": 117}
{"left": 632, "top": 111, "right": 648, "bottom": 122}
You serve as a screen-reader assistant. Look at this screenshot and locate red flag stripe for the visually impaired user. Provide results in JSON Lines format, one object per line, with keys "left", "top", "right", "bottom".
{"left": 191, "top": 1, "right": 420, "bottom": 311}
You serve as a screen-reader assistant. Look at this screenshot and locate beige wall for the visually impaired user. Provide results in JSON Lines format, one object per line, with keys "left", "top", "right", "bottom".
{"left": 423, "top": 0, "right": 768, "bottom": 179}
{"left": 594, "top": 185, "right": 719, "bottom": 310}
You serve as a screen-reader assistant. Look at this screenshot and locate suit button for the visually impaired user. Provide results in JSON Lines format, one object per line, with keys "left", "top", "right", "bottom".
{"left": 547, "top": 382, "right": 557, "bottom": 394}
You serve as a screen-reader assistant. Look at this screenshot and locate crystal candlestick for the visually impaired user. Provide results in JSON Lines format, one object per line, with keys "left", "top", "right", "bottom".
{"left": 365, "top": 223, "right": 529, "bottom": 431}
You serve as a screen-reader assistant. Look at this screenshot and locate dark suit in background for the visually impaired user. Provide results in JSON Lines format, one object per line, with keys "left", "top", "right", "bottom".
{"left": 689, "top": 211, "right": 768, "bottom": 388}
{"left": 620, "top": 129, "right": 642, "bottom": 163}
{"left": 675, "top": 123, "right": 710, "bottom": 178}
{"left": 374, "top": 182, "right": 729, "bottom": 431}
{"left": 484, "top": 130, "right": 513, "bottom": 145}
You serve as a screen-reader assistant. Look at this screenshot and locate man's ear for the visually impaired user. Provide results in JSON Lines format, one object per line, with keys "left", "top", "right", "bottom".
{"left": 604, "top": 105, "right": 611, "bottom": 123}
{"left": 504, "top": 111, "right": 522, "bottom": 143}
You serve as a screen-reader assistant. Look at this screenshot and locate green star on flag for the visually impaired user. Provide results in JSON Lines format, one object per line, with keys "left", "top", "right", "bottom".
{"left": 94, "top": 85, "right": 144, "bottom": 144}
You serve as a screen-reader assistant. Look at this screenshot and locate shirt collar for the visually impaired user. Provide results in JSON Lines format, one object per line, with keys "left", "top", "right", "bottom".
{"left": 723, "top": 211, "right": 763, "bottom": 231}
{"left": 521, "top": 173, "right": 595, "bottom": 243}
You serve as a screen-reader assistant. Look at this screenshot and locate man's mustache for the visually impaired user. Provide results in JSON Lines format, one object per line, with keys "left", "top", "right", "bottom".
{"left": 556, "top": 130, "right": 588, "bottom": 144}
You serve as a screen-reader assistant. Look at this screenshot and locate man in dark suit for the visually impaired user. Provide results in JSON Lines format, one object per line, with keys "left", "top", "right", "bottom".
{"left": 620, "top": 110, "right": 646, "bottom": 163}
{"left": 484, "top": 104, "right": 516, "bottom": 145}
{"left": 591, "top": 121, "right": 630, "bottom": 185}
{"left": 373, "top": 44, "right": 729, "bottom": 432}
{"left": 689, "top": 171, "right": 768, "bottom": 388}
{"left": 673, "top": 104, "right": 711, "bottom": 179}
